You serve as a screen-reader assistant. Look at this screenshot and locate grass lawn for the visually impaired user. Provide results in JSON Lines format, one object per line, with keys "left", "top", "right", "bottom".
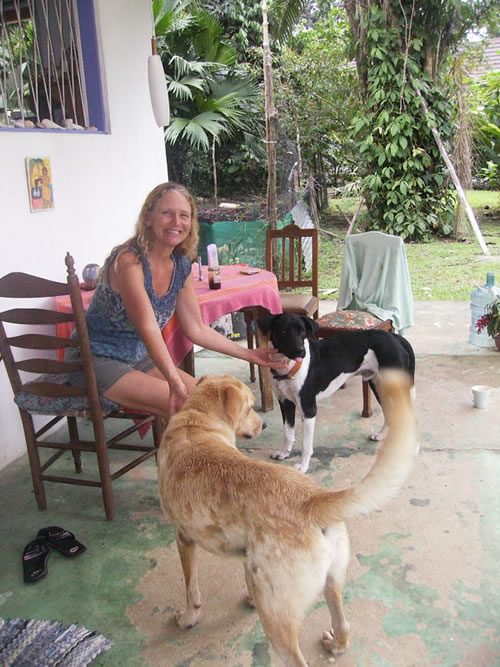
{"left": 319, "top": 191, "right": 500, "bottom": 301}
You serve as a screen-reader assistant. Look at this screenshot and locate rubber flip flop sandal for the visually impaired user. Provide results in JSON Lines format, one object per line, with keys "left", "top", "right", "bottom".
{"left": 23, "top": 537, "right": 51, "bottom": 583}
{"left": 37, "top": 526, "right": 86, "bottom": 557}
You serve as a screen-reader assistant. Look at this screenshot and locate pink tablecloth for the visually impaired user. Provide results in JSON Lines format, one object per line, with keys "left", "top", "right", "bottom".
{"left": 56, "top": 265, "right": 282, "bottom": 366}
{"left": 163, "top": 264, "right": 282, "bottom": 366}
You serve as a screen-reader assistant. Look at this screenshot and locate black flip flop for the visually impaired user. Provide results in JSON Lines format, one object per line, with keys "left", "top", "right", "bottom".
{"left": 23, "top": 537, "right": 51, "bottom": 583}
{"left": 37, "top": 526, "right": 86, "bottom": 557}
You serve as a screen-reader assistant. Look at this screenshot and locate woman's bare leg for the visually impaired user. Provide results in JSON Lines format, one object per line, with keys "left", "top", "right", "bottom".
{"left": 103, "top": 367, "right": 197, "bottom": 419}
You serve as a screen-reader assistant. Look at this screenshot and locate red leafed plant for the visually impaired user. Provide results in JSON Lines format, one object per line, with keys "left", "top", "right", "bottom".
{"left": 476, "top": 297, "right": 500, "bottom": 338}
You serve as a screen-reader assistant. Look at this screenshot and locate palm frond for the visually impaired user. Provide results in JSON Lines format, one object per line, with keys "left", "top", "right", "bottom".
{"left": 168, "top": 79, "right": 195, "bottom": 102}
{"left": 153, "top": 0, "right": 193, "bottom": 36}
{"left": 210, "top": 76, "right": 260, "bottom": 103}
{"left": 165, "top": 111, "right": 229, "bottom": 151}
{"left": 191, "top": 10, "right": 238, "bottom": 65}
{"left": 193, "top": 9, "right": 224, "bottom": 44}
{"left": 164, "top": 117, "right": 190, "bottom": 144}
{"left": 169, "top": 54, "right": 220, "bottom": 78}
{"left": 269, "top": 0, "right": 308, "bottom": 41}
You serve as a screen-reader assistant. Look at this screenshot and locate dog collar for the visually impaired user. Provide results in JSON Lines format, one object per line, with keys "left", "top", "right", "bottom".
{"left": 271, "top": 359, "right": 302, "bottom": 381}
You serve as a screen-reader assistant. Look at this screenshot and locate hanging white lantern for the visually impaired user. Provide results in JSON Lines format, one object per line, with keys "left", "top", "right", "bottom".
{"left": 148, "top": 38, "right": 170, "bottom": 127}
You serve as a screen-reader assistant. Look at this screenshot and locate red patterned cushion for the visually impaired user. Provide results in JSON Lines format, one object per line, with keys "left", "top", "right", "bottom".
{"left": 317, "top": 310, "right": 384, "bottom": 331}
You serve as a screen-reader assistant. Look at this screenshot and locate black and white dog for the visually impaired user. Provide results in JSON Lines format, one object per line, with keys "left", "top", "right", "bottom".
{"left": 258, "top": 313, "right": 415, "bottom": 473}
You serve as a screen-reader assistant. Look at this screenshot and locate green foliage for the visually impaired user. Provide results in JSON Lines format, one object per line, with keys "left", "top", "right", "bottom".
{"left": 0, "top": 21, "right": 33, "bottom": 115}
{"left": 268, "top": 0, "right": 309, "bottom": 42}
{"left": 319, "top": 192, "right": 500, "bottom": 301}
{"left": 154, "top": 0, "right": 265, "bottom": 187}
{"left": 479, "top": 161, "right": 499, "bottom": 189}
{"left": 350, "top": 4, "right": 459, "bottom": 240}
{"left": 275, "top": 8, "right": 360, "bottom": 187}
{"left": 469, "top": 69, "right": 500, "bottom": 177}
{"left": 197, "top": 0, "right": 263, "bottom": 65}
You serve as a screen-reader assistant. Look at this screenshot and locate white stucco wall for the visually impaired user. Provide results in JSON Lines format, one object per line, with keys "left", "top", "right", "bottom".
{"left": 0, "top": 0, "right": 168, "bottom": 469}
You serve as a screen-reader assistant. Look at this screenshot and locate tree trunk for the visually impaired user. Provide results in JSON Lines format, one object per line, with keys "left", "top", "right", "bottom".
{"left": 453, "top": 76, "right": 472, "bottom": 240}
{"left": 262, "top": 0, "right": 278, "bottom": 229}
{"left": 212, "top": 135, "right": 218, "bottom": 208}
{"left": 295, "top": 113, "right": 302, "bottom": 189}
{"left": 316, "top": 153, "right": 328, "bottom": 211}
{"left": 344, "top": 0, "right": 369, "bottom": 102}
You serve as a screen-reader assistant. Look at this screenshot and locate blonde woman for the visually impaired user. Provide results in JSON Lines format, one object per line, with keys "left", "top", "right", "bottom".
{"left": 67, "top": 182, "right": 285, "bottom": 418}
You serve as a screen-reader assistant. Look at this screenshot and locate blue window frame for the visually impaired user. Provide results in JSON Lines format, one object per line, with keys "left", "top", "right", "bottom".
{"left": 0, "top": 0, "right": 107, "bottom": 133}
{"left": 76, "top": 0, "right": 106, "bottom": 131}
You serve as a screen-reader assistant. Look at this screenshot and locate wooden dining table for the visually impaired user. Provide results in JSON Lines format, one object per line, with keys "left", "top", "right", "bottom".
{"left": 55, "top": 264, "right": 282, "bottom": 411}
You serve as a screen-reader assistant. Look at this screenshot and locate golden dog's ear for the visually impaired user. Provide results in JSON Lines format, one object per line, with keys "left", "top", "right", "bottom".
{"left": 197, "top": 376, "right": 208, "bottom": 385}
{"left": 223, "top": 383, "right": 247, "bottom": 427}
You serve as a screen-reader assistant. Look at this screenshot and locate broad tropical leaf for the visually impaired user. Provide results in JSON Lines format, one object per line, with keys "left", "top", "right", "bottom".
{"left": 165, "top": 111, "right": 229, "bottom": 150}
{"left": 168, "top": 75, "right": 206, "bottom": 102}
{"left": 269, "top": 0, "right": 308, "bottom": 41}
{"left": 153, "top": 0, "right": 192, "bottom": 36}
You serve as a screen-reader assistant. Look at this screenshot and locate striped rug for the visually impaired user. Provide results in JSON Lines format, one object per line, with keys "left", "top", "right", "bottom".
{"left": 0, "top": 618, "right": 112, "bottom": 666}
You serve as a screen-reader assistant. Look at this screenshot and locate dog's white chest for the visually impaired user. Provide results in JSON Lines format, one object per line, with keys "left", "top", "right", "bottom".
{"left": 316, "top": 373, "right": 352, "bottom": 401}
{"left": 271, "top": 356, "right": 310, "bottom": 404}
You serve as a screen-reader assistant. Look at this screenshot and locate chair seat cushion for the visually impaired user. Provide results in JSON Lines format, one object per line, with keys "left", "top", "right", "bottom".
{"left": 317, "top": 310, "right": 390, "bottom": 332}
{"left": 14, "top": 373, "right": 120, "bottom": 416}
{"left": 281, "top": 294, "right": 319, "bottom": 317}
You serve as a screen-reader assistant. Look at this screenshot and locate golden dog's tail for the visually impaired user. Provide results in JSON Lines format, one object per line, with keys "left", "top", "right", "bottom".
{"left": 307, "top": 369, "right": 417, "bottom": 525}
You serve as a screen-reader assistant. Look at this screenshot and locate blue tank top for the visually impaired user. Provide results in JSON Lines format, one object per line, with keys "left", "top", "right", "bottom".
{"left": 85, "top": 248, "right": 192, "bottom": 363}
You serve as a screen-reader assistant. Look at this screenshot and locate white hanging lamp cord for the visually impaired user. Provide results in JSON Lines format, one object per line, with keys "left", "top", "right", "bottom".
{"left": 148, "top": 37, "right": 170, "bottom": 127}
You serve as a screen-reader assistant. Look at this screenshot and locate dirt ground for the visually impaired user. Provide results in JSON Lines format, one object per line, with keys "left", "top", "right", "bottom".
{"left": 197, "top": 196, "right": 267, "bottom": 224}
{"left": 197, "top": 196, "right": 349, "bottom": 232}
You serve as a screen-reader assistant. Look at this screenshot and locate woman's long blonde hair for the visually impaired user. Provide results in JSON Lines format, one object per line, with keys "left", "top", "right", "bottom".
{"left": 112, "top": 182, "right": 199, "bottom": 267}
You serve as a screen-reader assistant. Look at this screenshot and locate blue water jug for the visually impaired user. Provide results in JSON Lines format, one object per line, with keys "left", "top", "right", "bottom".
{"left": 469, "top": 272, "right": 500, "bottom": 347}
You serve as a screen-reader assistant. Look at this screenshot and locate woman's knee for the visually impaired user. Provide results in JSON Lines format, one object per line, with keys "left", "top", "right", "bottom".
{"left": 148, "top": 366, "right": 198, "bottom": 394}
{"left": 103, "top": 370, "right": 171, "bottom": 417}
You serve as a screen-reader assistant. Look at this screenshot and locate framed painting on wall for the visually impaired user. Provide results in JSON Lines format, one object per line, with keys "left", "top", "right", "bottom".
{"left": 26, "top": 157, "right": 54, "bottom": 212}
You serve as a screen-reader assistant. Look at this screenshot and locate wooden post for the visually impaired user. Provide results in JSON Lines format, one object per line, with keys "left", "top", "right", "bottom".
{"left": 413, "top": 84, "right": 489, "bottom": 256}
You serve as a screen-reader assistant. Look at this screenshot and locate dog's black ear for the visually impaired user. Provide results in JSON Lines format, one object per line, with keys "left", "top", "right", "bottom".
{"left": 257, "top": 314, "right": 278, "bottom": 335}
{"left": 302, "top": 316, "right": 319, "bottom": 338}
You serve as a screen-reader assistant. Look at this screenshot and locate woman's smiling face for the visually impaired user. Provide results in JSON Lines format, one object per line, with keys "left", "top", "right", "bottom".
{"left": 147, "top": 190, "right": 192, "bottom": 249}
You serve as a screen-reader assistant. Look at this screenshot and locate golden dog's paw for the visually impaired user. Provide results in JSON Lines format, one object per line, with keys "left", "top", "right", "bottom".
{"left": 322, "top": 630, "right": 348, "bottom": 655}
{"left": 175, "top": 608, "right": 201, "bottom": 630}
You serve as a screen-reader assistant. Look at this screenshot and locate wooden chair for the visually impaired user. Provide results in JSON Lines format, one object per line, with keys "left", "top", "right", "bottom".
{"left": 316, "top": 231, "right": 413, "bottom": 418}
{"left": 0, "top": 253, "right": 162, "bottom": 520}
{"left": 246, "top": 223, "right": 319, "bottom": 382}
{"left": 266, "top": 223, "right": 319, "bottom": 319}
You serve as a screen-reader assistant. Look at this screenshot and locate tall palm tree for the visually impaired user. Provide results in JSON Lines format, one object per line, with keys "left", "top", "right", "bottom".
{"left": 154, "top": 0, "right": 262, "bottom": 200}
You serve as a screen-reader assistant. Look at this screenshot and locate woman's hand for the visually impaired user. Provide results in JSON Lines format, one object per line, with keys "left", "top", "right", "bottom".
{"left": 247, "top": 347, "right": 290, "bottom": 369}
{"left": 168, "top": 376, "right": 189, "bottom": 416}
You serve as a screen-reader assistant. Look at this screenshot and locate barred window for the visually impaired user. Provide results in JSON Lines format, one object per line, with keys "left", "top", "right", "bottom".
{"left": 0, "top": 0, "right": 106, "bottom": 132}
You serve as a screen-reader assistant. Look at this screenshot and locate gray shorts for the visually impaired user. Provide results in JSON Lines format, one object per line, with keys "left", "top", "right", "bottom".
{"left": 65, "top": 349, "right": 155, "bottom": 394}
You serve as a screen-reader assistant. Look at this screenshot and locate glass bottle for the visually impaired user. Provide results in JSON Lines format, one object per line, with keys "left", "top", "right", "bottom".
{"left": 208, "top": 265, "right": 221, "bottom": 290}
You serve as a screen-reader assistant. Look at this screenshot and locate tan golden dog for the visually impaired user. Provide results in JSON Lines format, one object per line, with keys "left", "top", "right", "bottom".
{"left": 158, "top": 372, "right": 417, "bottom": 666}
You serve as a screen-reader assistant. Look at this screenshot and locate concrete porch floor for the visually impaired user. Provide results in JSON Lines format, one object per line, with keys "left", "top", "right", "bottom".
{"left": 0, "top": 302, "right": 499, "bottom": 666}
